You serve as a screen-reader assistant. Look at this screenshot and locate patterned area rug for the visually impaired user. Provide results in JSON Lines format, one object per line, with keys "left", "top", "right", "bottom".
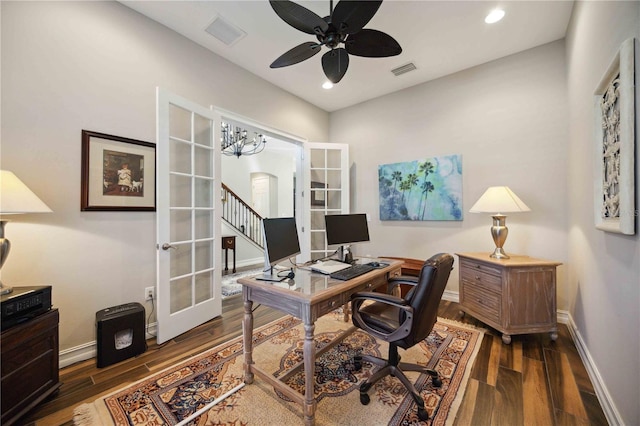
{"left": 221, "top": 268, "right": 262, "bottom": 299}
{"left": 73, "top": 312, "right": 483, "bottom": 426}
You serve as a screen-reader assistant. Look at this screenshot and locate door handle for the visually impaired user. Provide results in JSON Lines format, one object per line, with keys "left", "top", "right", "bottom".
{"left": 161, "top": 243, "right": 177, "bottom": 251}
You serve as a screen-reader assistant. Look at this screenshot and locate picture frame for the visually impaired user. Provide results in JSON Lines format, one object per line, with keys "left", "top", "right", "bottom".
{"left": 378, "top": 154, "right": 462, "bottom": 221}
{"left": 81, "top": 130, "right": 156, "bottom": 211}
{"left": 593, "top": 38, "right": 635, "bottom": 235}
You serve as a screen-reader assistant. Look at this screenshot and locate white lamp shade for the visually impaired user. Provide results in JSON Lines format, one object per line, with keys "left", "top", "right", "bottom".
{"left": 0, "top": 170, "right": 52, "bottom": 215}
{"left": 469, "top": 186, "right": 530, "bottom": 214}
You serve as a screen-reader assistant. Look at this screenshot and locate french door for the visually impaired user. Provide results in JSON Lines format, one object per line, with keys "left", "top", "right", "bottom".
{"left": 155, "top": 88, "right": 222, "bottom": 344}
{"left": 303, "top": 143, "right": 350, "bottom": 261}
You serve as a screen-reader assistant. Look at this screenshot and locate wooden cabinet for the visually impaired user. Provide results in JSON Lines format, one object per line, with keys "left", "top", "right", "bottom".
{"left": 457, "top": 252, "right": 561, "bottom": 344}
{"left": 1, "top": 308, "right": 61, "bottom": 425}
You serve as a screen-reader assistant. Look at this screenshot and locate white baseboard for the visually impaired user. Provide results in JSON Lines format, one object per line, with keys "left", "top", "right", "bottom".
{"left": 59, "top": 322, "right": 157, "bottom": 368}
{"left": 564, "top": 313, "right": 622, "bottom": 425}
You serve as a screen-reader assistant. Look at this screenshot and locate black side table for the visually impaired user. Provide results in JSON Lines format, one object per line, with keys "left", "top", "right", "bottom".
{"left": 222, "top": 235, "right": 236, "bottom": 273}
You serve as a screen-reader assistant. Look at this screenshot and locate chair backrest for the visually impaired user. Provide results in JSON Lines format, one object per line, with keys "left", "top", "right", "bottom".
{"left": 399, "top": 253, "right": 454, "bottom": 348}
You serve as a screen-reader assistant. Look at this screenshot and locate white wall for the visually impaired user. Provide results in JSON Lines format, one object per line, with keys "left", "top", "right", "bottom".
{"left": 1, "top": 1, "right": 328, "bottom": 353}
{"left": 565, "top": 2, "right": 640, "bottom": 425}
{"left": 330, "top": 41, "right": 569, "bottom": 304}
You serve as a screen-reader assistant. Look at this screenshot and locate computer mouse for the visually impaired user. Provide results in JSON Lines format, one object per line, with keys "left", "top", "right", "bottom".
{"left": 369, "top": 261, "right": 380, "bottom": 267}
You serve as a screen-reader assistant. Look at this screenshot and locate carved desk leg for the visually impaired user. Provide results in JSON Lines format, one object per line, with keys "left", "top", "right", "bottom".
{"left": 303, "top": 321, "right": 317, "bottom": 426}
{"left": 242, "top": 297, "right": 254, "bottom": 384}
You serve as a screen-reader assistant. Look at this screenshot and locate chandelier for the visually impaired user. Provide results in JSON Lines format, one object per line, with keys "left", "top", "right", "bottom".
{"left": 221, "top": 122, "right": 267, "bottom": 158}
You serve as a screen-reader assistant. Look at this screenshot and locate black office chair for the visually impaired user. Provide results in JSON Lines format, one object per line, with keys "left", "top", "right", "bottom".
{"left": 350, "top": 253, "right": 454, "bottom": 421}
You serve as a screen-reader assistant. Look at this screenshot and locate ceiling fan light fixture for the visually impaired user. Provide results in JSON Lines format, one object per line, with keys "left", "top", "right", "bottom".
{"left": 485, "top": 9, "right": 505, "bottom": 24}
{"left": 322, "top": 81, "right": 334, "bottom": 89}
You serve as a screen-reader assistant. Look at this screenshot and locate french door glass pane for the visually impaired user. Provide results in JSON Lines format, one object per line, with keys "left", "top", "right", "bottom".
{"left": 194, "top": 114, "right": 213, "bottom": 147}
{"left": 195, "top": 240, "right": 214, "bottom": 271}
{"left": 170, "top": 175, "right": 192, "bottom": 207}
{"left": 170, "top": 244, "right": 192, "bottom": 278}
{"left": 195, "top": 271, "right": 213, "bottom": 304}
{"left": 194, "top": 146, "right": 213, "bottom": 177}
{"left": 170, "top": 210, "right": 191, "bottom": 242}
{"left": 194, "top": 178, "right": 213, "bottom": 208}
{"left": 170, "top": 276, "right": 192, "bottom": 314}
{"left": 169, "top": 105, "right": 192, "bottom": 141}
{"left": 194, "top": 210, "right": 213, "bottom": 240}
{"left": 170, "top": 140, "right": 191, "bottom": 174}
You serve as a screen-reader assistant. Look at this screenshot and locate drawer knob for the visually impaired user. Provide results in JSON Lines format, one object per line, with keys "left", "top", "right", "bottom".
{"left": 366, "top": 283, "right": 372, "bottom": 288}
{"left": 475, "top": 276, "right": 481, "bottom": 280}
{"left": 329, "top": 300, "right": 336, "bottom": 307}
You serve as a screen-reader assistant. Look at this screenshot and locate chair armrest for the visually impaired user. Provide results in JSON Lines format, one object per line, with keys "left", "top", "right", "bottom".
{"left": 388, "top": 275, "right": 419, "bottom": 287}
{"left": 351, "top": 291, "right": 407, "bottom": 307}
{"left": 351, "top": 292, "right": 413, "bottom": 342}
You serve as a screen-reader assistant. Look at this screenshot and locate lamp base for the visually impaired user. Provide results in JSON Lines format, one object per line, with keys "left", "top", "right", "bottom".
{"left": 0, "top": 283, "right": 13, "bottom": 295}
{"left": 490, "top": 247, "right": 510, "bottom": 259}
{"left": 489, "top": 214, "right": 510, "bottom": 260}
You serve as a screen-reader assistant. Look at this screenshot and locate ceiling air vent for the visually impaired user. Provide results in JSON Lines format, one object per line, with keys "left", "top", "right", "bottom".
{"left": 391, "top": 63, "right": 417, "bottom": 77}
{"left": 205, "top": 15, "right": 246, "bottom": 46}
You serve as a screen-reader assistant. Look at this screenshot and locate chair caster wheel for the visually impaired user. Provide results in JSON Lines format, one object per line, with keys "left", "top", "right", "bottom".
{"left": 417, "top": 407, "right": 429, "bottom": 421}
{"left": 360, "top": 392, "right": 370, "bottom": 405}
{"left": 433, "top": 377, "right": 442, "bottom": 387}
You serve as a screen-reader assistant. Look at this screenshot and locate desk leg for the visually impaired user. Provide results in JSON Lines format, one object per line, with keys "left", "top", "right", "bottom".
{"left": 303, "top": 322, "right": 317, "bottom": 426}
{"left": 242, "top": 297, "right": 254, "bottom": 384}
{"left": 224, "top": 248, "right": 229, "bottom": 272}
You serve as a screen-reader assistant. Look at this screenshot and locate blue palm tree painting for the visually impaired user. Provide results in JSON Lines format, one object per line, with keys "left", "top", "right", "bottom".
{"left": 378, "top": 155, "right": 462, "bottom": 221}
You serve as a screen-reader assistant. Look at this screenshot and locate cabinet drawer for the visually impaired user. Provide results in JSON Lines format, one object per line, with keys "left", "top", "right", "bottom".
{"left": 460, "top": 263, "right": 502, "bottom": 294}
{"left": 462, "top": 283, "right": 500, "bottom": 323}
{"left": 318, "top": 294, "right": 344, "bottom": 314}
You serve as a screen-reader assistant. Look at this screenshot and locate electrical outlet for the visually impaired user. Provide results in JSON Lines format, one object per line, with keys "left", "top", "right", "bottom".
{"left": 144, "top": 287, "right": 155, "bottom": 301}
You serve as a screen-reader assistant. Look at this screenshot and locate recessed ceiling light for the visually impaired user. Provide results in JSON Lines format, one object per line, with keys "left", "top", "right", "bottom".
{"left": 322, "top": 81, "right": 333, "bottom": 90}
{"left": 485, "top": 9, "right": 505, "bottom": 24}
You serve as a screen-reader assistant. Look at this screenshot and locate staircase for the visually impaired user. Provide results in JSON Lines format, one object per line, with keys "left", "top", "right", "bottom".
{"left": 221, "top": 183, "right": 263, "bottom": 249}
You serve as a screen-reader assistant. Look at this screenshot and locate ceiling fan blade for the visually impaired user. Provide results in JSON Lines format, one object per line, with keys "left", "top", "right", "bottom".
{"left": 345, "top": 29, "right": 402, "bottom": 57}
{"left": 270, "top": 42, "right": 321, "bottom": 68}
{"left": 269, "top": 0, "right": 328, "bottom": 35}
{"left": 331, "top": 0, "right": 382, "bottom": 34}
{"left": 322, "top": 48, "right": 349, "bottom": 83}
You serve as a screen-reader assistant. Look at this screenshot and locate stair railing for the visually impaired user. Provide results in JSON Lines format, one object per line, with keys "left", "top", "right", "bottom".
{"left": 221, "top": 183, "right": 263, "bottom": 248}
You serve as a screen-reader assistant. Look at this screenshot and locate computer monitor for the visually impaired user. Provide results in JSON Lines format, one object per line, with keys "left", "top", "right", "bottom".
{"left": 324, "top": 213, "right": 370, "bottom": 263}
{"left": 260, "top": 217, "right": 301, "bottom": 282}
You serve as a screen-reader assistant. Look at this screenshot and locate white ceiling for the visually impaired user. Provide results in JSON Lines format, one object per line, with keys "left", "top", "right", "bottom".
{"left": 120, "top": 1, "right": 574, "bottom": 112}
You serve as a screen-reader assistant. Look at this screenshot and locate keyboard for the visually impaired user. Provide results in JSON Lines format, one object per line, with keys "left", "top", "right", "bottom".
{"left": 330, "top": 263, "right": 376, "bottom": 281}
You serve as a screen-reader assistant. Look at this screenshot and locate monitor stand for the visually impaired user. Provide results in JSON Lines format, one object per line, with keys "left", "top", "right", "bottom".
{"left": 255, "top": 265, "right": 287, "bottom": 282}
{"left": 338, "top": 245, "right": 353, "bottom": 264}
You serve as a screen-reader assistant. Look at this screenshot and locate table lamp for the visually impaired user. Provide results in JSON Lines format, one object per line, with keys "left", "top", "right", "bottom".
{"left": 0, "top": 170, "right": 52, "bottom": 295}
{"left": 469, "top": 186, "right": 530, "bottom": 259}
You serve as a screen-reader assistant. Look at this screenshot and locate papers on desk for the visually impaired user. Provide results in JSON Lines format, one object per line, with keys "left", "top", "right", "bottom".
{"left": 310, "top": 259, "right": 351, "bottom": 275}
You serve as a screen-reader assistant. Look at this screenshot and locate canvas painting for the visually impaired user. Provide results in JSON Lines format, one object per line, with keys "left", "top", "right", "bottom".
{"left": 378, "top": 155, "right": 462, "bottom": 221}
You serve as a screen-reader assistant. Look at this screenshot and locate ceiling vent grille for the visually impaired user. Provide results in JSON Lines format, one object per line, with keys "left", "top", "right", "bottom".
{"left": 391, "top": 63, "right": 417, "bottom": 76}
{"left": 205, "top": 15, "right": 246, "bottom": 46}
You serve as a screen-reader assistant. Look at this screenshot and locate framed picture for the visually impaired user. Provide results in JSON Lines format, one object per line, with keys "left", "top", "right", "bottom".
{"left": 81, "top": 130, "right": 156, "bottom": 211}
{"left": 378, "top": 154, "right": 462, "bottom": 221}
{"left": 593, "top": 37, "right": 635, "bottom": 235}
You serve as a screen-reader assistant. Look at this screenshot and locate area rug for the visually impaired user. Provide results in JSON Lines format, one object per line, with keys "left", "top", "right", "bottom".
{"left": 73, "top": 312, "right": 483, "bottom": 426}
{"left": 221, "top": 268, "right": 262, "bottom": 299}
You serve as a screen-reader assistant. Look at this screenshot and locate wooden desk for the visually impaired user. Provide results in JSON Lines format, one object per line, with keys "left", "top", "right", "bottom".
{"left": 239, "top": 260, "right": 402, "bottom": 425}
{"left": 457, "top": 252, "right": 561, "bottom": 344}
{"left": 222, "top": 235, "right": 236, "bottom": 273}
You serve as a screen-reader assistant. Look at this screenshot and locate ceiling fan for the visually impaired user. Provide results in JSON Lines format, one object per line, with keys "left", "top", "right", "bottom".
{"left": 269, "top": 0, "right": 402, "bottom": 84}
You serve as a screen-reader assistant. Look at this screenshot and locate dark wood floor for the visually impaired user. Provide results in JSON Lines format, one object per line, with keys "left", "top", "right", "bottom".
{"left": 22, "top": 298, "right": 607, "bottom": 426}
